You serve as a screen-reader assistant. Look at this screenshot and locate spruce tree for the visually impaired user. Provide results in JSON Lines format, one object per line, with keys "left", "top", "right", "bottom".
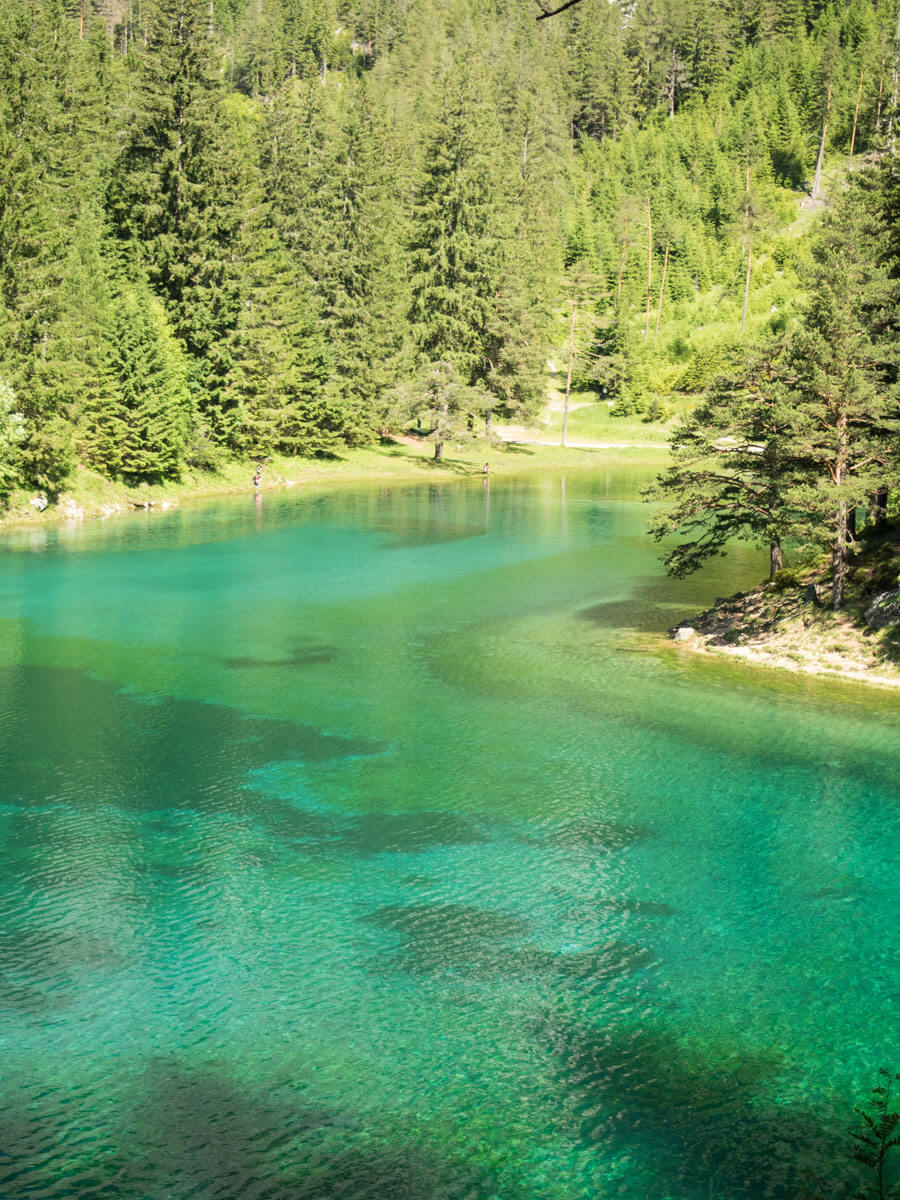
{"left": 268, "top": 76, "right": 407, "bottom": 442}
{"left": 0, "top": 0, "right": 113, "bottom": 489}
{"left": 408, "top": 51, "right": 508, "bottom": 390}
{"left": 222, "top": 210, "right": 338, "bottom": 459}
{"left": 647, "top": 341, "right": 798, "bottom": 579}
{"left": 86, "top": 284, "right": 193, "bottom": 482}
{"left": 0, "top": 378, "right": 25, "bottom": 502}
{"left": 107, "top": 0, "right": 248, "bottom": 439}
{"left": 783, "top": 173, "right": 900, "bottom": 607}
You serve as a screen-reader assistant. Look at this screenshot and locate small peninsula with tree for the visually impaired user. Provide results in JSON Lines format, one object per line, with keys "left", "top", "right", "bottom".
{"left": 648, "top": 161, "right": 900, "bottom": 686}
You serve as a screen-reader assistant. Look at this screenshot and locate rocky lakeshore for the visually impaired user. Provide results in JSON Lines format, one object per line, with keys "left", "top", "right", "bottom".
{"left": 670, "top": 576, "right": 900, "bottom": 689}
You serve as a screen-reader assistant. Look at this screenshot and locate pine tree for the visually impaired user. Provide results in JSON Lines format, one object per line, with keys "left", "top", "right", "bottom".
{"left": 0, "top": 0, "right": 114, "bottom": 488}
{"left": 783, "top": 172, "right": 900, "bottom": 607}
{"left": 222, "top": 211, "right": 338, "bottom": 459}
{"left": 647, "top": 340, "right": 798, "bottom": 578}
{"left": 277, "top": 77, "right": 407, "bottom": 441}
{"left": 408, "top": 52, "right": 509, "bottom": 390}
{"left": 85, "top": 284, "right": 193, "bottom": 481}
{"left": 107, "top": 0, "right": 248, "bottom": 439}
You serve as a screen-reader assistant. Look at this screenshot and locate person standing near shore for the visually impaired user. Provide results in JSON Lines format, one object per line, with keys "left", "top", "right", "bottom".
{"left": 253, "top": 464, "right": 262, "bottom": 489}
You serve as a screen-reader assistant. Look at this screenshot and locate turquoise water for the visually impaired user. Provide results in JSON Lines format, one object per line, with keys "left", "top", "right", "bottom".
{"left": 0, "top": 469, "right": 897, "bottom": 1200}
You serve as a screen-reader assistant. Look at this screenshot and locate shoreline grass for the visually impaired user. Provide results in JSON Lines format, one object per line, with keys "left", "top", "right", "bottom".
{"left": 0, "top": 433, "right": 670, "bottom": 532}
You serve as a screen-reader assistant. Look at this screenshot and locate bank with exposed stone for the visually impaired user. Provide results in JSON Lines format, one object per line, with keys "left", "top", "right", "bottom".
{"left": 671, "top": 580, "right": 900, "bottom": 688}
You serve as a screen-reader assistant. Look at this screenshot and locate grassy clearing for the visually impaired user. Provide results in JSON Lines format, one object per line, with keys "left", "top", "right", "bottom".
{"left": 542, "top": 399, "right": 677, "bottom": 445}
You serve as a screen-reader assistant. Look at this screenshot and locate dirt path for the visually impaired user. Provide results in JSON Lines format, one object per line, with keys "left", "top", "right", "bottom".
{"left": 492, "top": 425, "right": 663, "bottom": 451}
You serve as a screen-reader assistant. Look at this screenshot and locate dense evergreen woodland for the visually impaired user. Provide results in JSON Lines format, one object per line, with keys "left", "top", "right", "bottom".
{"left": 2, "top": 0, "right": 900, "bottom": 603}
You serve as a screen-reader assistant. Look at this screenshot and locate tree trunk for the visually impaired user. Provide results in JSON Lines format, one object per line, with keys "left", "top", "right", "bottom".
{"left": 872, "top": 485, "right": 889, "bottom": 528}
{"left": 616, "top": 218, "right": 628, "bottom": 308}
{"left": 769, "top": 540, "right": 783, "bottom": 578}
{"left": 811, "top": 81, "right": 832, "bottom": 201}
{"left": 741, "top": 233, "right": 752, "bottom": 337}
{"left": 433, "top": 440, "right": 443, "bottom": 461}
{"left": 848, "top": 67, "right": 864, "bottom": 161}
{"left": 654, "top": 242, "right": 669, "bottom": 346}
{"left": 643, "top": 199, "right": 652, "bottom": 338}
{"left": 847, "top": 506, "right": 857, "bottom": 541}
{"left": 562, "top": 283, "right": 577, "bottom": 447}
{"left": 888, "top": 3, "right": 900, "bottom": 151}
{"left": 832, "top": 500, "right": 848, "bottom": 609}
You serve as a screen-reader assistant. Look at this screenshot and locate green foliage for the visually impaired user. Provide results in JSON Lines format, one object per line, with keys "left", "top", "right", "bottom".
{"left": 647, "top": 338, "right": 798, "bottom": 578}
{"left": 408, "top": 52, "right": 510, "bottom": 388}
{"left": 391, "top": 359, "right": 489, "bottom": 460}
{"left": 106, "top": 0, "right": 248, "bottom": 433}
{"left": 771, "top": 565, "right": 805, "bottom": 590}
{"left": 0, "top": 378, "right": 25, "bottom": 501}
{"left": 806, "top": 1070, "right": 900, "bottom": 1200}
{"left": 651, "top": 160, "right": 900, "bottom": 605}
{"left": 83, "top": 286, "right": 193, "bottom": 482}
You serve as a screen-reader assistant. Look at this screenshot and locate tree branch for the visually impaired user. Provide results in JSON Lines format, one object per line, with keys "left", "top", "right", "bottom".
{"left": 535, "top": 0, "right": 585, "bottom": 19}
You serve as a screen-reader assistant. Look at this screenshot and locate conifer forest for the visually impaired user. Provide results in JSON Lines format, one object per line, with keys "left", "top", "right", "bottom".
{"left": 1, "top": 0, "right": 899, "bottom": 601}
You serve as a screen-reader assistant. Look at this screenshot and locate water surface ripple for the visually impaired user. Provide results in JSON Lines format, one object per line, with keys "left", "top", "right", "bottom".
{"left": 0, "top": 472, "right": 897, "bottom": 1200}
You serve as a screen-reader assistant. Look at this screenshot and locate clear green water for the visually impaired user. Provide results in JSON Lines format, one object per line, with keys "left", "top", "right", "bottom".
{"left": 0, "top": 469, "right": 897, "bottom": 1200}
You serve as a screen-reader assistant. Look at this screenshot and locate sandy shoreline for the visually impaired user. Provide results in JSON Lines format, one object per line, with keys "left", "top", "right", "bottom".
{"left": 669, "top": 586, "right": 900, "bottom": 690}
{"left": 673, "top": 634, "right": 900, "bottom": 689}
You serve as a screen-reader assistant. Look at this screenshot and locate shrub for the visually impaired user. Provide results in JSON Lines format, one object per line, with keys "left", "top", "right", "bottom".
{"left": 772, "top": 566, "right": 804, "bottom": 591}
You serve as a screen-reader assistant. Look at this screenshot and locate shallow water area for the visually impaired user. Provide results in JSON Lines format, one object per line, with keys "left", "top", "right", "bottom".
{"left": 0, "top": 469, "right": 897, "bottom": 1200}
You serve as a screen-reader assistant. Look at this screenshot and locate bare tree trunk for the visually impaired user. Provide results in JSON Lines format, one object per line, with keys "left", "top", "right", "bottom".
{"left": 653, "top": 242, "right": 669, "bottom": 346}
{"left": 848, "top": 67, "right": 864, "bottom": 161}
{"left": 643, "top": 199, "right": 652, "bottom": 338}
{"left": 832, "top": 411, "right": 849, "bottom": 608}
{"left": 812, "top": 81, "right": 832, "bottom": 200}
{"left": 832, "top": 500, "right": 849, "bottom": 608}
{"left": 769, "top": 540, "right": 783, "bottom": 578}
{"left": 888, "top": 3, "right": 900, "bottom": 151}
{"left": 616, "top": 218, "right": 628, "bottom": 308}
{"left": 740, "top": 158, "right": 754, "bottom": 337}
{"left": 562, "top": 283, "right": 578, "bottom": 448}
{"left": 741, "top": 234, "right": 752, "bottom": 336}
{"left": 433, "top": 440, "right": 443, "bottom": 461}
{"left": 876, "top": 56, "right": 887, "bottom": 139}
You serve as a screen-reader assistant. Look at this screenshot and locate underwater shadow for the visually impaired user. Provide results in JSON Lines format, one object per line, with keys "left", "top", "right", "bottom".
{"left": 538, "top": 1014, "right": 863, "bottom": 1200}
{"left": 224, "top": 642, "right": 339, "bottom": 670}
{"left": 120, "top": 1060, "right": 535, "bottom": 1200}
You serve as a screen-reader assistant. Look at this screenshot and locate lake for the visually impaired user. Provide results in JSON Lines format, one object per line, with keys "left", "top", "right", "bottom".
{"left": 0, "top": 467, "right": 897, "bottom": 1200}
